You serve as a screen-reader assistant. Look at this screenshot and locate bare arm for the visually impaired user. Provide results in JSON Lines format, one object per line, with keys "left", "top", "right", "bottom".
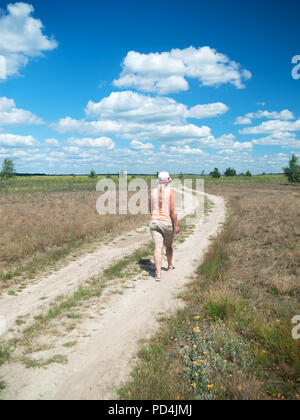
{"left": 170, "top": 190, "right": 180, "bottom": 234}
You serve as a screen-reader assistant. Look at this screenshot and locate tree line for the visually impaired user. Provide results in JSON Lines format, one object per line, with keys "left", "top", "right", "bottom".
{"left": 1, "top": 155, "right": 300, "bottom": 184}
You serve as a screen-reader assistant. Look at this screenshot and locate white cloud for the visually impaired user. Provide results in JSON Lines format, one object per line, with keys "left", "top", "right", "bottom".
{"left": 85, "top": 91, "right": 187, "bottom": 123}
{"left": 0, "top": 97, "right": 43, "bottom": 125}
{"left": 131, "top": 140, "right": 154, "bottom": 150}
{"left": 50, "top": 151, "right": 65, "bottom": 158}
{"left": 0, "top": 133, "right": 37, "bottom": 146}
{"left": 0, "top": 2, "right": 57, "bottom": 79}
{"left": 186, "top": 103, "right": 229, "bottom": 119}
{"left": 54, "top": 91, "right": 230, "bottom": 146}
{"left": 232, "top": 141, "right": 253, "bottom": 151}
{"left": 63, "top": 146, "right": 81, "bottom": 155}
{"left": 45, "top": 138, "right": 59, "bottom": 146}
{"left": 67, "top": 137, "right": 115, "bottom": 149}
{"left": 54, "top": 117, "right": 212, "bottom": 142}
{"left": 252, "top": 132, "right": 300, "bottom": 148}
{"left": 169, "top": 145, "right": 205, "bottom": 155}
{"left": 113, "top": 46, "right": 251, "bottom": 94}
{"left": 235, "top": 109, "right": 295, "bottom": 125}
{"left": 247, "top": 109, "right": 295, "bottom": 121}
{"left": 85, "top": 91, "right": 229, "bottom": 123}
{"left": 239, "top": 119, "right": 300, "bottom": 135}
{"left": 234, "top": 116, "right": 252, "bottom": 125}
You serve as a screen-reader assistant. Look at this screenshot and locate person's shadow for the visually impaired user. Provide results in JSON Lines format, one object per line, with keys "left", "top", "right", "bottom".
{"left": 138, "top": 259, "right": 168, "bottom": 278}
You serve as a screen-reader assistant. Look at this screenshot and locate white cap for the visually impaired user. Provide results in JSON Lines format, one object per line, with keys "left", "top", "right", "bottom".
{"left": 158, "top": 171, "right": 172, "bottom": 184}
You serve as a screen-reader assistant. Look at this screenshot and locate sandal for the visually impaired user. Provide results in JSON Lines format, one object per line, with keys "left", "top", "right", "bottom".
{"left": 168, "top": 262, "right": 176, "bottom": 271}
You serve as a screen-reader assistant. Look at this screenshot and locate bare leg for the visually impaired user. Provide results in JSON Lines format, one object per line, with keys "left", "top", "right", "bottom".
{"left": 154, "top": 244, "right": 163, "bottom": 279}
{"left": 166, "top": 245, "right": 174, "bottom": 269}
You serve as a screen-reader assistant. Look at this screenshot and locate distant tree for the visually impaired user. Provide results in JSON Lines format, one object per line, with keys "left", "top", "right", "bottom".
{"left": 210, "top": 168, "right": 221, "bottom": 179}
{"left": 89, "top": 170, "right": 97, "bottom": 179}
{"left": 106, "top": 173, "right": 112, "bottom": 179}
{"left": 245, "top": 170, "right": 252, "bottom": 177}
{"left": 283, "top": 154, "right": 300, "bottom": 184}
{"left": 224, "top": 167, "right": 237, "bottom": 177}
{"left": 201, "top": 170, "right": 205, "bottom": 176}
{"left": 262, "top": 172, "right": 266, "bottom": 176}
{"left": 179, "top": 172, "right": 184, "bottom": 180}
{"left": 1, "top": 159, "right": 15, "bottom": 178}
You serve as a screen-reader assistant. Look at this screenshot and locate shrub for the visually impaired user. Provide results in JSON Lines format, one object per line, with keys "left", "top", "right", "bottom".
{"left": 224, "top": 168, "right": 237, "bottom": 177}
{"left": 283, "top": 154, "right": 300, "bottom": 184}
{"left": 210, "top": 168, "right": 221, "bottom": 179}
{"left": 1, "top": 159, "right": 15, "bottom": 179}
{"left": 89, "top": 170, "right": 97, "bottom": 179}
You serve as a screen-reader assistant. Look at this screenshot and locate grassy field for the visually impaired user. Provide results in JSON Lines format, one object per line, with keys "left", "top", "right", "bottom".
{"left": 0, "top": 173, "right": 299, "bottom": 399}
{"left": 0, "top": 175, "right": 150, "bottom": 291}
{"left": 117, "top": 179, "right": 300, "bottom": 400}
{"left": 0, "top": 173, "right": 290, "bottom": 194}
{"left": 0, "top": 173, "right": 292, "bottom": 290}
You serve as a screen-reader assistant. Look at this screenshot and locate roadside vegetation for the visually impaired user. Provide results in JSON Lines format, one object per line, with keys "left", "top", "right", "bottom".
{"left": 1, "top": 168, "right": 299, "bottom": 399}
{"left": 0, "top": 186, "right": 149, "bottom": 292}
{"left": 118, "top": 181, "right": 300, "bottom": 400}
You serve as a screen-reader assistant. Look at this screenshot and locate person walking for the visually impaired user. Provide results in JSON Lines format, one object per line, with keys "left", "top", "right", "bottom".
{"left": 149, "top": 172, "right": 180, "bottom": 281}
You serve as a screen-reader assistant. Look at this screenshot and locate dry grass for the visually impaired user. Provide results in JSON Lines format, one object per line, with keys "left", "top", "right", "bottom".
{"left": 118, "top": 182, "right": 300, "bottom": 400}
{"left": 0, "top": 191, "right": 148, "bottom": 289}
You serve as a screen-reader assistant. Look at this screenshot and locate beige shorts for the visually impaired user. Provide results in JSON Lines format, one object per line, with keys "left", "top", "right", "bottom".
{"left": 149, "top": 219, "right": 174, "bottom": 247}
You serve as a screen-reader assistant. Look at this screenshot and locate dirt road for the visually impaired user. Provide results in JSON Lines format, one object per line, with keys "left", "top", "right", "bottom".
{"left": 0, "top": 190, "right": 225, "bottom": 400}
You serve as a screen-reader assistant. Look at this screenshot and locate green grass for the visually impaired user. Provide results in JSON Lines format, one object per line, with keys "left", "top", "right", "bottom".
{"left": 0, "top": 343, "right": 11, "bottom": 366}
{"left": 23, "top": 354, "right": 68, "bottom": 369}
{"left": 0, "top": 175, "right": 109, "bottom": 193}
{"left": 0, "top": 174, "right": 290, "bottom": 195}
{"left": 63, "top": 341, "right": 77, "bottom": 348}
{"left": 103, "top": 245, "right": 153, "bottom": 280}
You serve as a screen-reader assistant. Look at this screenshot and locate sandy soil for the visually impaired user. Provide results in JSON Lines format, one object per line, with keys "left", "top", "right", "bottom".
{"left": 0, "top": 190, "right": 225, "bottom": 400}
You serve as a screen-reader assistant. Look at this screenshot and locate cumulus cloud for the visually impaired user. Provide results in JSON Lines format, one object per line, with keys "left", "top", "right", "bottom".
{"left": 67, "top": 136, "right": 115, "bottom": 149}
{"left": 169, "top": 145, "right": 205, "bottom": 155}
{"left": 85, "top": 91, "right": 228, "bottom": 123}
{"left": 45, "top": 138, "right": 59, "bottom": 146}
{"left": 0, "top": 97, "right": 42, "bottom": 125}
{"left": 0, "top": 2, "right": 57, "bottom": 79}
{"left": 239, "top": 119, "right": 300, "bottom": 135}
{"left": 0, "top": 133, "right": 37, "bottom": 146}
{"left": 54, "top": 116, "right": 212, "bottom": 142}
{"left": 235, "top": 109, "right": 295, "bottom": 125}
{"left": 85, "top": 91, "right": 187, "bottom": 123}
{"left": 252, "top": 132, "right": 300, "bottom": 148}
{"left": 113, "top": 46, "right": 251, "bottom": 94}
{"left": 131, "top": 140, "right": 154, "bottom": 150}
{"left": 186, "top": 103, "right": 229, "bottom": 119}
{"left": 234, "top": 116, "right": 252, "bottom": 125}
{"left": 247, "top": 109, "right": 295, "bottom": 121}
{"left": 54, "top": 91, "right": 230, "bottom": 148}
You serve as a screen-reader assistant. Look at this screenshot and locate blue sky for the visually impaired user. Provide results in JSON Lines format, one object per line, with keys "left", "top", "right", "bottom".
{"left": 0, "top": 0, "right": 299, "bottom": 174}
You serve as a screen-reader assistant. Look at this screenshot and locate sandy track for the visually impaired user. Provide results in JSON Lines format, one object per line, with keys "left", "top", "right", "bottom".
{"left": 0, "top": 188, "right": 199, "bottom": 333}
{"left": 0, "top": 190, "right": 225, "bottom": 400}
{"left": 0, "top": 227, "right": 150, "bottom": 334}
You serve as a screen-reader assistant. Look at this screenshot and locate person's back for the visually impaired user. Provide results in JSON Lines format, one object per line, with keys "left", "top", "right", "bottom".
{"left": 151, "top": 185, "right": 172, "bottom": 223}
{"left": 149, "top": 172, "right": 180, "bottom": 282}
